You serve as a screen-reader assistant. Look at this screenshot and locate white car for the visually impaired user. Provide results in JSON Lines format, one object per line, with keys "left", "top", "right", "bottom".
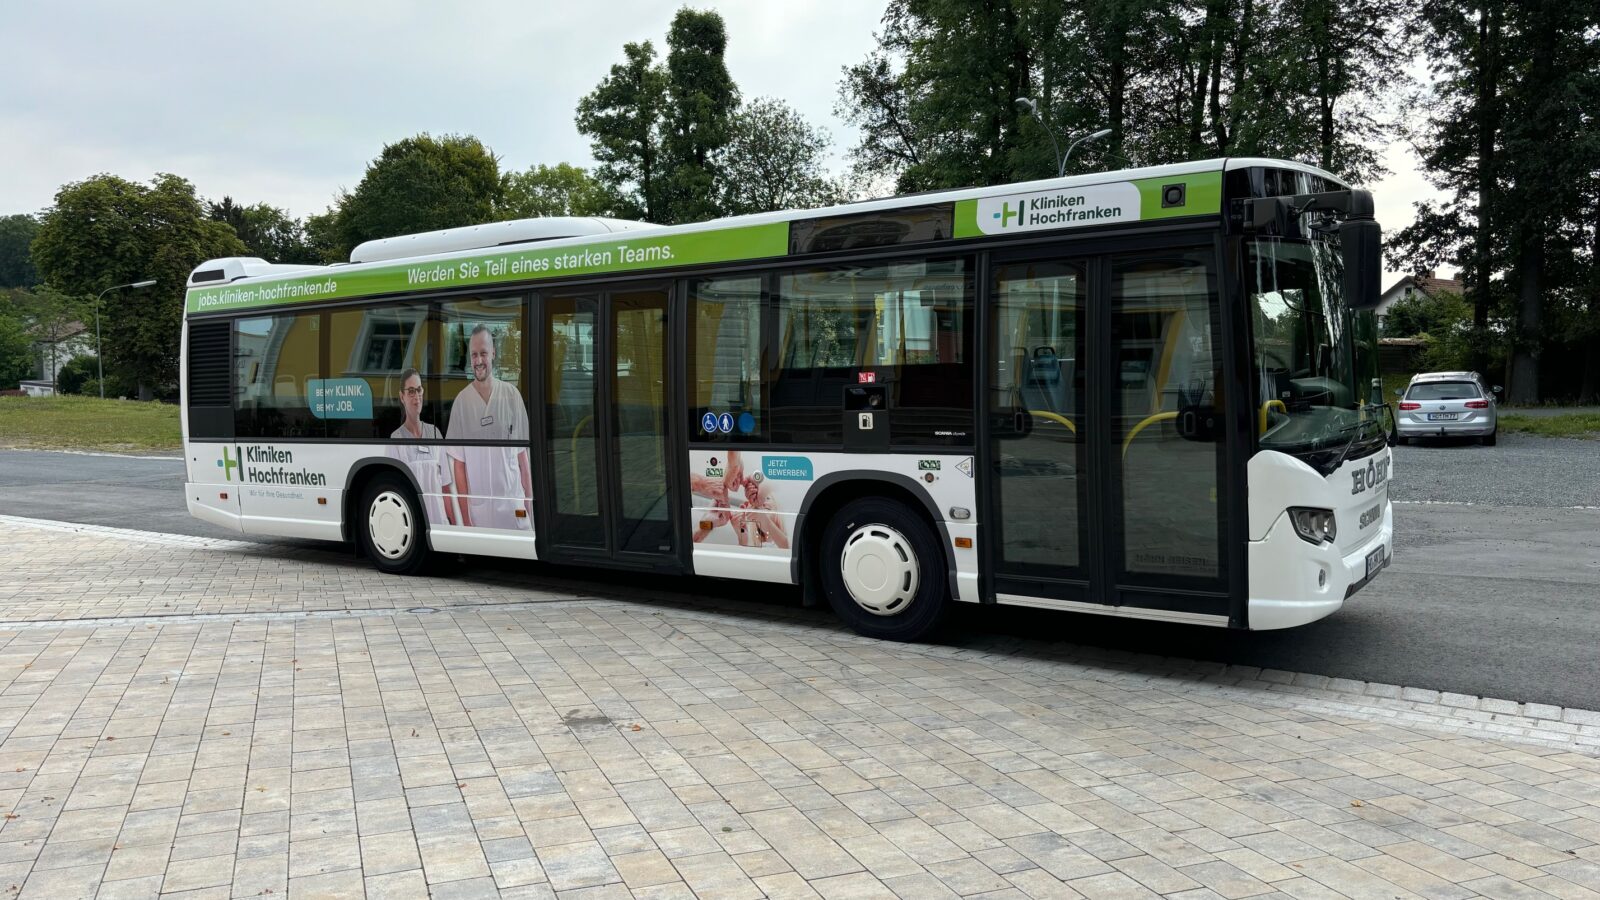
{"left": 1394, "top": 371, "right": 1500, "bottom": 445}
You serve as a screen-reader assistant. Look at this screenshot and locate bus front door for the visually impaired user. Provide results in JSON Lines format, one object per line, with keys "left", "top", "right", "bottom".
{"left": 986, "top": 255, "right": 1094, "bottom": 605}
{"left": 986, "top": 246, "right": 1232, "bottom": 624}
{"left": 539, "top": 285, "right": 677, "bottom": 568}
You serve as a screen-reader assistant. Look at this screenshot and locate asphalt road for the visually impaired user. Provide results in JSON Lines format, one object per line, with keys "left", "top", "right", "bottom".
{"left": 2, "top": 437, "right": 1598, "bottom": 707}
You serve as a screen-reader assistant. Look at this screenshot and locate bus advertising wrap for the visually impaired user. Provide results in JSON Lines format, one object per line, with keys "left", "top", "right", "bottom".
{"left": 187, "top": 171, "right": 1226, "bottom": 315}
{"left": 187, "top": 222, "right": 790, "bottom": 314}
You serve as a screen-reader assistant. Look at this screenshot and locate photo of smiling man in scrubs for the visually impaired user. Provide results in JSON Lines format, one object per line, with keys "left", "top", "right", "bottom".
{"left": 445, "top": 324, "right": 532, "bottom": 529}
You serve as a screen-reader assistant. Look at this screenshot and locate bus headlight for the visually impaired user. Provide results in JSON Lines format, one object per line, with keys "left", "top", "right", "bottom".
{"left": 1288, "top": 507, "right": 1337, "bottom": 545}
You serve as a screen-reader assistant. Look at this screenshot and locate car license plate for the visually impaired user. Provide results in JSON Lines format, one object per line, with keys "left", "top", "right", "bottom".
{"left": 1427, "top": 412, "right": 1457, "bottom": 420}
{"left": 1365, "top": 547, "right": 1385, "bottom": 578}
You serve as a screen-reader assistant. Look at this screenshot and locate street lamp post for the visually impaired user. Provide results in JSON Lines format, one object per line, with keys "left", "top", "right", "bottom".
{"left": 94, "top": 280, "right": 156, "bottom": 399}
{"left": 1063, "top": 128, "right": 1113, "bottom": 170}
{"left": 1015, "top": 98, "right": 1113, "bottom": 177}
{"left": 1014, "top": 98, "right": 1063, "bottom": 177}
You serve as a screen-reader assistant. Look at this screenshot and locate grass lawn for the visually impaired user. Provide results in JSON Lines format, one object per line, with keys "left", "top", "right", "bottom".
{"left": 1499, "top": 413, "right": 1600, "bottom": 439}
{"left": 0, "top": 395, "right": 182, "bottom": 452}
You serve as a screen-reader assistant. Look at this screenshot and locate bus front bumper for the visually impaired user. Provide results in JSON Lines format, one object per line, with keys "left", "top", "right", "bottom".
{"left": 1247, "top": 502, "right": 1393, "bottom": 630}
{"left": 186, "top": 484, "right": 244, "bottom": 534}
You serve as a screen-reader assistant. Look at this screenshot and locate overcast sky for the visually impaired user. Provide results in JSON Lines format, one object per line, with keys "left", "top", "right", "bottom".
{"left": 1, "top": 0, "right": 1436, "bottom": 283}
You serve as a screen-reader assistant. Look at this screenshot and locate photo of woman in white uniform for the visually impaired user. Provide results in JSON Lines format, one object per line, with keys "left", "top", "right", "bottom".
{"left": 445, "top": 324, "right": 532, "bottom": 529}
{"left": 385, "top": 367, "right": 456, "bottom": 525}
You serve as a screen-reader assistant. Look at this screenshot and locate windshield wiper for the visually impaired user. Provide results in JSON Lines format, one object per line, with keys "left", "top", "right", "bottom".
{"left": 1329, "top": 403, "right": 1384, "bottom": 471}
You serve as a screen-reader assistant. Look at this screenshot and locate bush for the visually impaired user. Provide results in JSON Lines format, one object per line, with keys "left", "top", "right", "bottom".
{"left": 59, "top": 356, "right": 140, "bottom": 398}
{"left": 56, "top": 355, "right": 97, "bottom": 395}
{"left": 73, "top": 373, "right": 138, "bottom": 400}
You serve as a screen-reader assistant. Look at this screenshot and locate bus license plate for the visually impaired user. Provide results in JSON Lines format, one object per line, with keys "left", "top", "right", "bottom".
{"left": 1366, "top": 547, "right": 1385, "bottom": 578}
{"left": 1427, "top": 412, "right": 1457, "bottom": 420}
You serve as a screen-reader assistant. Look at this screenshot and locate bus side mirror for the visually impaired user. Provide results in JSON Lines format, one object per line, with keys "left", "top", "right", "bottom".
{"left": 1341, "top": 216, "right": 1382, "bottom": 310}
{"left": 1393, "top": 387, "right": 1403, "bottom": 396}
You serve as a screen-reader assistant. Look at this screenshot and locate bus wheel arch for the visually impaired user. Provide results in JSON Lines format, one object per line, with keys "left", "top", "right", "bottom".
{"left": 795, "top": 475, "right": 954, "bottom": 641}
{"left": 344, "top": 459, "right": 433, "bottom": 575}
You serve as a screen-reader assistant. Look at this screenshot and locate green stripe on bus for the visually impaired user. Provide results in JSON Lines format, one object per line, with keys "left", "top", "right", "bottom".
{"left": 1134, "top": 171, "right": 1223, "bottom": 220}
{"left": 186, "top": 221, "right": 791, "bottom": 314}
{"left": 951, "top": 171, "right": 1223, "bottom": 238}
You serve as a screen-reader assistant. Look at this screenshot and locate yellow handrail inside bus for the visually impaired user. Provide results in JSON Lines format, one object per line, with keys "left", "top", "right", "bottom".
{"left": 571, "top": 414, "right": 592, "bottom": 508}
{"left": 1028, "top": 410, "right": 1076, "bottom": 434}
{"left": 1259, "top": 399, "right": 1287, "bottom": 435}
{"left": 1121, "top": 411, "right": 1177, "bottom": 457}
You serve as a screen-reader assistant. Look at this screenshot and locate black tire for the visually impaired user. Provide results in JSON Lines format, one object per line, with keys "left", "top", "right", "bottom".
{"left": 356, "top": 472, "right": 432, "bottom": 576}
{"left": 1482, "top": 429, "right": 1497, "bottom": 447}
{"left": 1394, "top": 434, "right": 1408, "bottom": 446}
{"left": 819, "top": 497, "right": 950, "bottom": 642}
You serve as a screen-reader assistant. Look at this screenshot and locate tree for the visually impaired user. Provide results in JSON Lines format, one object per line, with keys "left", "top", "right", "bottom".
{"left": 1281, "top": 0, "right": 1408, "bottom": 180}
{"left": 497, "top": 164, "right": 612, "bottom": 219}
{"left": 577, "top": 41, "right": 671, "bottom": 222}
{"left": 1382, "top": 289, "right": 1471, "bottom": 338}
{"left": 579, "top": 8, "right": 741, "bottom": 225}
{"left": 1397, "top": 0, "right": 1599, "bottom": 403}
{"left": 836, "top": 49, "right": 929, "bottom": 194}
{"left": 31, "top": 173, "right": 246, "bottom": 398}
{"left": 838, "top": 0, "right": 1055, "bottom": 193}
{"left": 319, "top": 133, "right": 504, "bottom": 260}
{"left": 662, "top": 7, "right": 739, "bottom": 222}
{"left": 1497, "top": 0, "right": 1594, "bottom": 403}
{"left": 0, "top": 214, "right": 40, "bottom": 289}
{"left": 206, "top": 197, "right": 319, "bottom": 264}
{"left": 718, "top": 98, "right": 843, "bottom": 215}
{"left": 838, "top": 0, "right": 1408, "bottom": 193}
{"left": 0, "top": 306, "right": 32, "bottom": 390}
{"left": 5, "top": 286, "right": 88, "bottom": 386}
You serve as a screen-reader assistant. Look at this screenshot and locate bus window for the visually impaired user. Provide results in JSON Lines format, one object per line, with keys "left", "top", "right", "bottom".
{"left": 326, "top": 304, "right": 430, "bottom": 439}
{"left": 436, "top": 296, "right": 527, "bottom": 442}
{"left": 688, "top": 276, "right": 764, "bottom": 441}
{"left": 772, "top": 257, "right": 973, "bottom": 446}
{"left": 1111, "top": 251, "right": 1225, "bottom": 583}
{"left": 989, "top": 260, "right": 1086, "bottom": 570}
{"left": 232, "top": 313, "right": 324, "bottom": 439}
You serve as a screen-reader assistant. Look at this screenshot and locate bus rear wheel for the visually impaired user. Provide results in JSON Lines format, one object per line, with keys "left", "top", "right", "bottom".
{"left": 358, "top": 472, "right": 431, "bottom": 576}
{"left": 820, "top": 497, "right": 949, "bottom": 642}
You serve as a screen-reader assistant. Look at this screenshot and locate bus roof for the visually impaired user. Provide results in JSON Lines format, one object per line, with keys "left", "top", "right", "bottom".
{"left": 186, "top": 157, "right": 1345, "bottom": 316}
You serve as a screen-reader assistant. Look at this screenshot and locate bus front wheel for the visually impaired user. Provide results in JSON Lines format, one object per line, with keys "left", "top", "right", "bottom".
{"left": 820, "top": 497, "right": 949, "bottom": 642}
{"left": 358, "top": 472, "right": 431, "bottom": 576}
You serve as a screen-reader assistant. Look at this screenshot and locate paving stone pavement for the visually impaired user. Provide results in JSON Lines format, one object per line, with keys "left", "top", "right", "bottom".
{"left": 4, "top": 520, "right": 1600, "bottom": 899}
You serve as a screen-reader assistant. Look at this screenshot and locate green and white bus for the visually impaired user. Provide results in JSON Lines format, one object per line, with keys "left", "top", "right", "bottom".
{"left": 181, "top": 158, "right": 1392, "bottom": 641}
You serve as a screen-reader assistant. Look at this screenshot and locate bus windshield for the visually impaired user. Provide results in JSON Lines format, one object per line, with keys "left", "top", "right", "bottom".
{"left": 1248, "top": 237, "right": 1383, "bottom": 469}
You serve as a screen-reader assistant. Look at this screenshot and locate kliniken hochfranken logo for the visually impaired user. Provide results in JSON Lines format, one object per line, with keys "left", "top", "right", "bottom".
{"left": 992, "top": 201, "right": 1021, "bottom": 228}
{"left": 217, "top": 447, "right": 239, "bottom": 481}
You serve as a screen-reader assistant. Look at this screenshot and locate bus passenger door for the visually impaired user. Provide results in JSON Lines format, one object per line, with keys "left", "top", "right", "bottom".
{"left": 537, "top": 285, "right": 677, "bottom": 568}
{"left": 986, "top": 254, "right": 1095, "bottom": 604}
{"left": 985, "top": 245, "right": 1233, "bottom": 624}
{"left": 1104, "top": 249, "right": 1230, "bottom": 621}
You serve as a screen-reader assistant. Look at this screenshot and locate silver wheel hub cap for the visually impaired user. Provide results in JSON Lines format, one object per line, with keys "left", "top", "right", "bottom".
{"left": 368, "top": 490, "right": 414, "bottom": 560}
{"left": 840, "top": 524, "right": 918, "bottom": 616}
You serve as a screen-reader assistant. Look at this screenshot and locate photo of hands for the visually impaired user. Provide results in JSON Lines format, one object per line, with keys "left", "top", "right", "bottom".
{"left": 690, "top": 450, "right": 790, "bottom": 549}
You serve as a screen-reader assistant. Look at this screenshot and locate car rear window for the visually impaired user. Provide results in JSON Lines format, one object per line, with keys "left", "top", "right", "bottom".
{"left": 1408, "top": 381, "right": 1480, "bottom": 400}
